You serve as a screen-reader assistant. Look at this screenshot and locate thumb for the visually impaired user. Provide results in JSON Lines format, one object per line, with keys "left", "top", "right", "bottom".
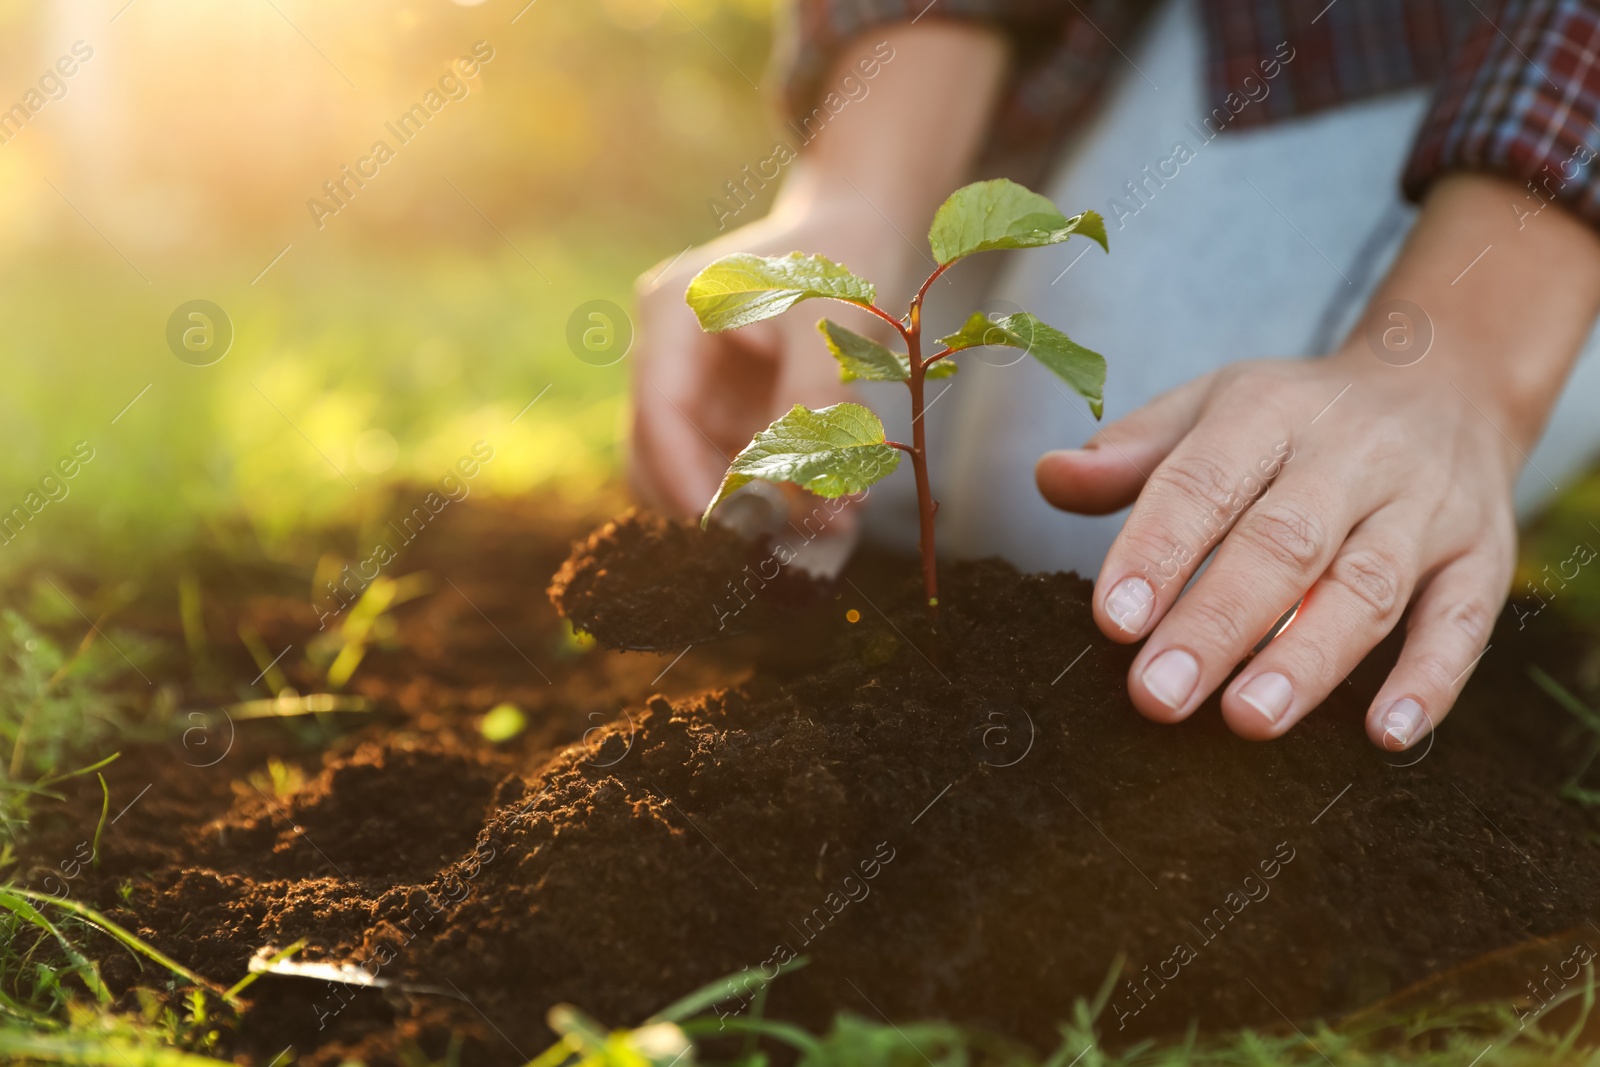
{"left": 1035, "top": 372, "right": 1213, "bottom": 515}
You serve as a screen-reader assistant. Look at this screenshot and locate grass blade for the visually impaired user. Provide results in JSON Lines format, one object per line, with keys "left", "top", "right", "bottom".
{"left": 223, "top": 939, "right": 306, "bottom": 1001}
{"left": 0, "top": 891, "right": 110, "bottom": 1006}
{"left": 33, "top": 754, "right": 121, "bottom": 793}
{"left": 0, "top": 1028, "right": 235, "bottom": 1066}
{"left": 680, "top": 1017, "right": 824, "bottom": 1059}
{"left": 90, "top": 775, "right": 109, "bottom": 873}
{"left": 1529, "top": 666, "right": 1600, "bottom": 735}
{"left": 647, "top": 956, "right": 808, "bottom": 1025}
{"left": 7, "top": 889, "right": 229, "bottom": 1005}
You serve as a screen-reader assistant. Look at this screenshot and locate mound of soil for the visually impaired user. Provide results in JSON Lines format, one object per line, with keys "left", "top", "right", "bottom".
{"left": 26, "top": 502, "right": 1600, "bottom": 1067}
{"left": 549, "top": 510, "right": 827, "bottom": 650}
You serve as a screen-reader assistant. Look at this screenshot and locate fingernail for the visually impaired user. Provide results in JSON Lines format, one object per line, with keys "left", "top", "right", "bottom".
{"left": 1237, "top": 672, "right": 1294, "bottom": 725}
{"left": 1105, "top": 576, "right": 1155, "bottom": 634}
{"left": 1142, "top": 649, "right": 1199, "bottom": 710}
{"left": 1378, "top": 697, "right": 1425, "bottom": 750}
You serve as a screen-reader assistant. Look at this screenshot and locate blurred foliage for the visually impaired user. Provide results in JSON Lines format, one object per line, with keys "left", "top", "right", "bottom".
{"left": 0, "top": 0, "right": 786, "bottom": 574}
{"left": 0, "top": 0, "right": 779, "bottom": 251}
{"left": 0, "top": 245, "right": 635, "bottom": 574}
{"left": 1521, "top": 469, "right": 1600, "bottom": 632}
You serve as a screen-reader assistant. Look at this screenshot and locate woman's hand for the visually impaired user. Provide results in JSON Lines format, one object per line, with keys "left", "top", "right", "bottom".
{"left": 1038, "top": 352, "right": 1518, "bottom": 751}
{"left": 629, "top": 198, "right": 913, "bottom": 518}
{"left": 627, "top": 22, "right": 1008, "bottom": 519}
{"left": 1037, "top": 175, "right": 1600, "bottom": 751}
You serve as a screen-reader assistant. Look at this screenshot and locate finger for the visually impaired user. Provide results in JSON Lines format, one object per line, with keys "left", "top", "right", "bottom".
{"left": 1124, "top": 471, "right": 1369, "bottom": 722}
{"left": 1092, "top": 390, "right": 1298, "bottom": 645}
{"left": 1220, "top": 507, "right": 1420, "bottom": 739}
{"left": 1036, "top": 373, "right": 1214, "bottom": 515}
{"left": 631, "top": 325, "right": 736, "bottom": 517}
{"left": 1363, "top": 548, "right": 1510, "bottom": 752}
{"left": 631, "top": 391, "right": 726, "bottom": 517}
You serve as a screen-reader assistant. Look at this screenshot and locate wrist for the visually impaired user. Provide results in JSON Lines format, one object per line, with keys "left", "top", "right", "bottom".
{"left": 769, "top": 153, "right": 956, "bottom": 245}
{"left": 1335, "top": 174, "right": 1600, "bottom": 455}
{"left": 1325, "top": 342, "right": 1534, "bottom": 480}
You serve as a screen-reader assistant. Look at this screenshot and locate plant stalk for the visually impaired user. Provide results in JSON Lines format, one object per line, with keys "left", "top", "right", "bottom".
{"left": 905, "top": 302, "right": 939, "bottom": 626}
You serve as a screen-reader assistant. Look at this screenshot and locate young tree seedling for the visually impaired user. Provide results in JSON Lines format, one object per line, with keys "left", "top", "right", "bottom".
{"left": 686, "top": 179, "right": 1108, "bottom": 623}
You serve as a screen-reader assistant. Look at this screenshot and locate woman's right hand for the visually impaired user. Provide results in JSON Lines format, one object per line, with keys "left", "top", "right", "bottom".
{"left": 624, "top": 22, "right": 1010, "bottom": 519}
{"left": 628, "top": 193, "right": 915, "bottom": 519}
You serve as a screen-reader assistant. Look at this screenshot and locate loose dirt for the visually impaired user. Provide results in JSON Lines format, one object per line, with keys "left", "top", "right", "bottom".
{"left": 22, "top": 502, "right": 1600, "bottom": 1067}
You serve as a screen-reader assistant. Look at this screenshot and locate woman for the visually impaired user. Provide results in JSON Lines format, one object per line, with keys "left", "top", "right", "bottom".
{"left": 629, "top": 0, "right": 1600, "bottom": 753}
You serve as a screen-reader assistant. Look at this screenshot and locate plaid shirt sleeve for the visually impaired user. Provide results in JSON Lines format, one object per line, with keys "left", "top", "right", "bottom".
{"left": 1404, "top": 0, "right": 1600, "bottom": 228}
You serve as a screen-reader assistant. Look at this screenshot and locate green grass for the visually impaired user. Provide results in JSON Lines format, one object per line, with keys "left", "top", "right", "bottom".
{"left": 0, "top": 606, "right": 148, "bottom": 856}
{"left": 522, "top": 960, "right": 1600, "bottom": 1067}
{"left": 0, "top": 888, "right": 237, "bottom": 1066}
{"left": 0, "top": 597, "right": 233, "bottom": 1065}
{"left": 1529, "top": 666, "right": 1600, "bottom": 813}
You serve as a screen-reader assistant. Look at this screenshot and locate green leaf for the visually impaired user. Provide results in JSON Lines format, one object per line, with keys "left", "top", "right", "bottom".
{"left": 816, "top": 320, "right": 956, "bottom": 383}
{"left": 939, "top": 311, "right": 1106, "bottom": 418}
{"left": 702, "top": 403, "right": 900, "bottom": 527}
{"left": 928, "top": 179, "right": 1108, "bottom": 265}
{"left": 685, "top": 253, "right": 876, "bottom": 333}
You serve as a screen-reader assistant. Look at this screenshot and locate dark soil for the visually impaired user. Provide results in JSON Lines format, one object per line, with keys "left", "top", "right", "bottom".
{"left": 21, "top": 500, "right": 1600, "bottom": 1067}
{"left": 549, "top": 509, "right": 828, "bottom": 650}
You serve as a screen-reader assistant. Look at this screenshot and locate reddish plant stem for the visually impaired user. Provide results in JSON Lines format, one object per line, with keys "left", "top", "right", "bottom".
{"left": 861, "top": 302, "right": 911, "bottom": 339}
{"left": 906, "top": 298, "right": 940, "bottom": 625}
{"left": 915, "top": 261, "right": 952, "bottom": 309}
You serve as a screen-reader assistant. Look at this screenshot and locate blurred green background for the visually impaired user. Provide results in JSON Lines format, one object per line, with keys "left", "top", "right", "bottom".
{"left": 0, "top": 0, "right": 780, "bottom": 574}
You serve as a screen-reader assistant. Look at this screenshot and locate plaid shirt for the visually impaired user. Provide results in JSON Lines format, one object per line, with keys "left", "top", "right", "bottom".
{"left": 776, "top": 0, "right": 1600, "bottom": 228}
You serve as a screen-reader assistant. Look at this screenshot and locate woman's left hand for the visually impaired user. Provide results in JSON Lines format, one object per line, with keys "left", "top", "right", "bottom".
{"left": 1036, "top": 349, "right": 1518, "bottom": 751}
{"left": 1033, "top": 174, "right": 1600, "bottom": 752}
